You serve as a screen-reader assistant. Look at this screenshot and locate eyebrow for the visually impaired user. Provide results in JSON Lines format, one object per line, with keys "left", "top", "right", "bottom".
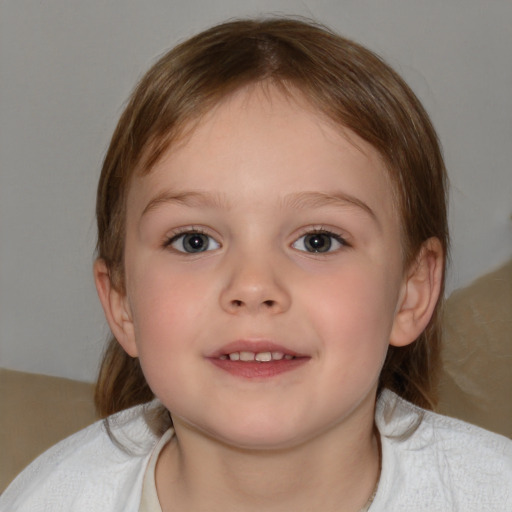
{"left": 283, "top": 191, "right": 379, "bottom": 225}
{"left": 142, "top": 189, "right": 378, "bottom": 225}
{"left": 141, "top": 190, "right": 229, "bottom": 217}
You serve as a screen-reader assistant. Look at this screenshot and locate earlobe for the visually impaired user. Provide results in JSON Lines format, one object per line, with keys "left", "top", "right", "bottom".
{"left": 93, "top": 259, "right": 138, "bottom": 357}
{"left": 390, "top": 238, "right": 444, "bottom": 348}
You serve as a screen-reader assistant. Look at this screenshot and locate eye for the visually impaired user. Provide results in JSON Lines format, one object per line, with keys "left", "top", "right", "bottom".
{"left": 167, "top": 231, "right": 220, "bottom": 253}
{"left": 292, "top": 231, "right": 347, "bottom": 253}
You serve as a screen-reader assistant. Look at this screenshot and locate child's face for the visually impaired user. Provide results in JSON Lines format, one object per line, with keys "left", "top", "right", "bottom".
{"left": 113, "top": 86, "right": 412, "bottom": 448}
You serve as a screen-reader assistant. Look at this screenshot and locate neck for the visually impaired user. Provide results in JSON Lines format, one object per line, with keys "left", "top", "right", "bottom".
{"left": 155, "top": 401, "right": 380, "bottom": 512}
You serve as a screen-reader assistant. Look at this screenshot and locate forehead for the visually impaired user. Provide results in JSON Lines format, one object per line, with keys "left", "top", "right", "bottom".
{"left": 128, "top": 85, "right": 398, "bottom": 228}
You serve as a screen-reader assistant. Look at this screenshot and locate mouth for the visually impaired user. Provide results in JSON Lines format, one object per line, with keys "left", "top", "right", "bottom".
{"left": 208, "top": 341, "right": 309, "bottom": 378}
{"left": 219, "top": 351, "right": 296, "bottom": 362}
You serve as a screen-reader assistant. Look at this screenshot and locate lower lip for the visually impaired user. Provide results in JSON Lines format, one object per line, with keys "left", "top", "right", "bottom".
{"left": 208, "top": 357, "right": 309, "bottom": 378}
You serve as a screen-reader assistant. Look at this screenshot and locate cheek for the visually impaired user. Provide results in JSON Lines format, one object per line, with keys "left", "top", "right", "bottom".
{"left": 318, "top": 274, "right": 396, "bottom": 398}
{"left": 305, "top": 263, "right": 401, "bottom": 358}
{"left": 127, "top": 261, "right": 211, "bottom": 357}
{"left": 125, "top": 265, "right": 212, "bottom": 401}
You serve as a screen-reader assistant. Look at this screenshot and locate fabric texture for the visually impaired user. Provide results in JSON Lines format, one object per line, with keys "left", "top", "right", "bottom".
{"left": 139, "top": 429, "right": 173, "bottom": 512}
{"left": 1, "top": 391, "right": 511, "bottom": 512}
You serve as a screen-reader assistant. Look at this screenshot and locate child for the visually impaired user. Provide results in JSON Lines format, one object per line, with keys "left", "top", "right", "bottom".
{"left": 2, "top": 17, "right": 511, "bottom": 512}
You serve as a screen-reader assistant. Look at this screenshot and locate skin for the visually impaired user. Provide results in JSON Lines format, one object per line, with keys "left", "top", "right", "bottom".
{"left": 95, "top": 85, "right": 443, "bottom": 511}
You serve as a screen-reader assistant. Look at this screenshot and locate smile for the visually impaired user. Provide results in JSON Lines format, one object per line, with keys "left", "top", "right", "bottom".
{"left": 219, "top": 351, "right": 295, "bottom": 362}
{"left": 208, "top": 342, "right": 308, "bottom": 378}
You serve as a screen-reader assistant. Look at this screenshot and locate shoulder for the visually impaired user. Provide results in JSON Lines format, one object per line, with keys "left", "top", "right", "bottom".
{"left": 0, "top": 402, "right": 163, "bottom": 512}
{"left": 376, "top": 389, "right": 512, "bottom": 458}
{"left": 373, "top": 390, "right": 512, "bottom": 511}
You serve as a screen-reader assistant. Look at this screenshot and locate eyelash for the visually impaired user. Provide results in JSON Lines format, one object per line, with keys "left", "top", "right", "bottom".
{"left": 163, "top": 227, "right": 220, "bottom": 254}
{"left": 162, "top": 227, "right": 350, "bottom": 254}
{"left": 291, "top": 227, "right": 350, "bottom": 254}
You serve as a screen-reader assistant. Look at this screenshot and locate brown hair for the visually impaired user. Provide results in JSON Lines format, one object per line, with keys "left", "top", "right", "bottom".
{"left": 95, "top": 17, "right": 448, "bottom": 418}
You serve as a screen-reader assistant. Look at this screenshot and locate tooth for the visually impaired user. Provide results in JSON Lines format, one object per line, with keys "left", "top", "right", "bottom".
{"left": 229, "top": 352, "right": 240, "bottom": 361}
{"left": 271, "top": 352, "right": 284, "bottom": 360}
{"left": 219, "top": 355, "right": 228, "bottom": 360}
{"left": 239, "top": 351, "right": 255, "bottom": 362}
{"left": 255, "top": 352, "right": 272, "bottom": 362}
{"left": 284, "top": 354, "right": 294, "bottom": 360}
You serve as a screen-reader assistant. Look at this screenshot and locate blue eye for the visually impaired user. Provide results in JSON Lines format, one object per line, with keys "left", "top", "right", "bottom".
{"left": 168, "top": 232, "right": 220, "bottom": 253}
{"left": 292, "top": 231, "right": 346, "bottom": 253}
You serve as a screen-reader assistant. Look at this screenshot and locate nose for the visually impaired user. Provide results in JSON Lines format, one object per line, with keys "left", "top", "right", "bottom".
{"left": 219, "top": 253, "right": 291, "bottom": 315}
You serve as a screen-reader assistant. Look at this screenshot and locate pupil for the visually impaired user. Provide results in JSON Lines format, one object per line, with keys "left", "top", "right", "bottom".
{"left": 305, "top": 233, "right": 331, "bottom": 253}
{"left": 184, "top": 233, "right": 207, "bottom": 252}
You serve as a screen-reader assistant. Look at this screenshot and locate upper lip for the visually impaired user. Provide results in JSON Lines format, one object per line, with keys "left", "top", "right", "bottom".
{"left": 207, "top": 340, "right": 308, "bottom": 359}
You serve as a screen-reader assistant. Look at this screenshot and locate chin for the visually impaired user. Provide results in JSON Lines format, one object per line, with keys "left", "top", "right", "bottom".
{"left": 192, "top": 415, "right": 307, "bottom": 451}
{"left": 217, "top": 430, "right": 305, "bottom": 452}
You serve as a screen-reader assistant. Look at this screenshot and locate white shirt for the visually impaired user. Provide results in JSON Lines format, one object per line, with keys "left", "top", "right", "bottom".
{"left": 1, "top": 390, "right": 511, "bottom": 511}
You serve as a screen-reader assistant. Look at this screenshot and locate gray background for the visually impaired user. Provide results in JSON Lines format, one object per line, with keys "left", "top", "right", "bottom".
{"left": 1, "top": 1, "right": 511, "bottom": 382}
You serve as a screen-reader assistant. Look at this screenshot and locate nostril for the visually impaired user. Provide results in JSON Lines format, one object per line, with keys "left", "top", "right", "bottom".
{"left": 230, "top": 299, "right": 275, "bottom": 308}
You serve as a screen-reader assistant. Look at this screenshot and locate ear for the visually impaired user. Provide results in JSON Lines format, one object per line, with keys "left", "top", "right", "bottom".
{"left": 390, "top": 237, "right": 444, "bottom": 347}
{"left": 93, "top": 259, "right": 138, "bottom": 357}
